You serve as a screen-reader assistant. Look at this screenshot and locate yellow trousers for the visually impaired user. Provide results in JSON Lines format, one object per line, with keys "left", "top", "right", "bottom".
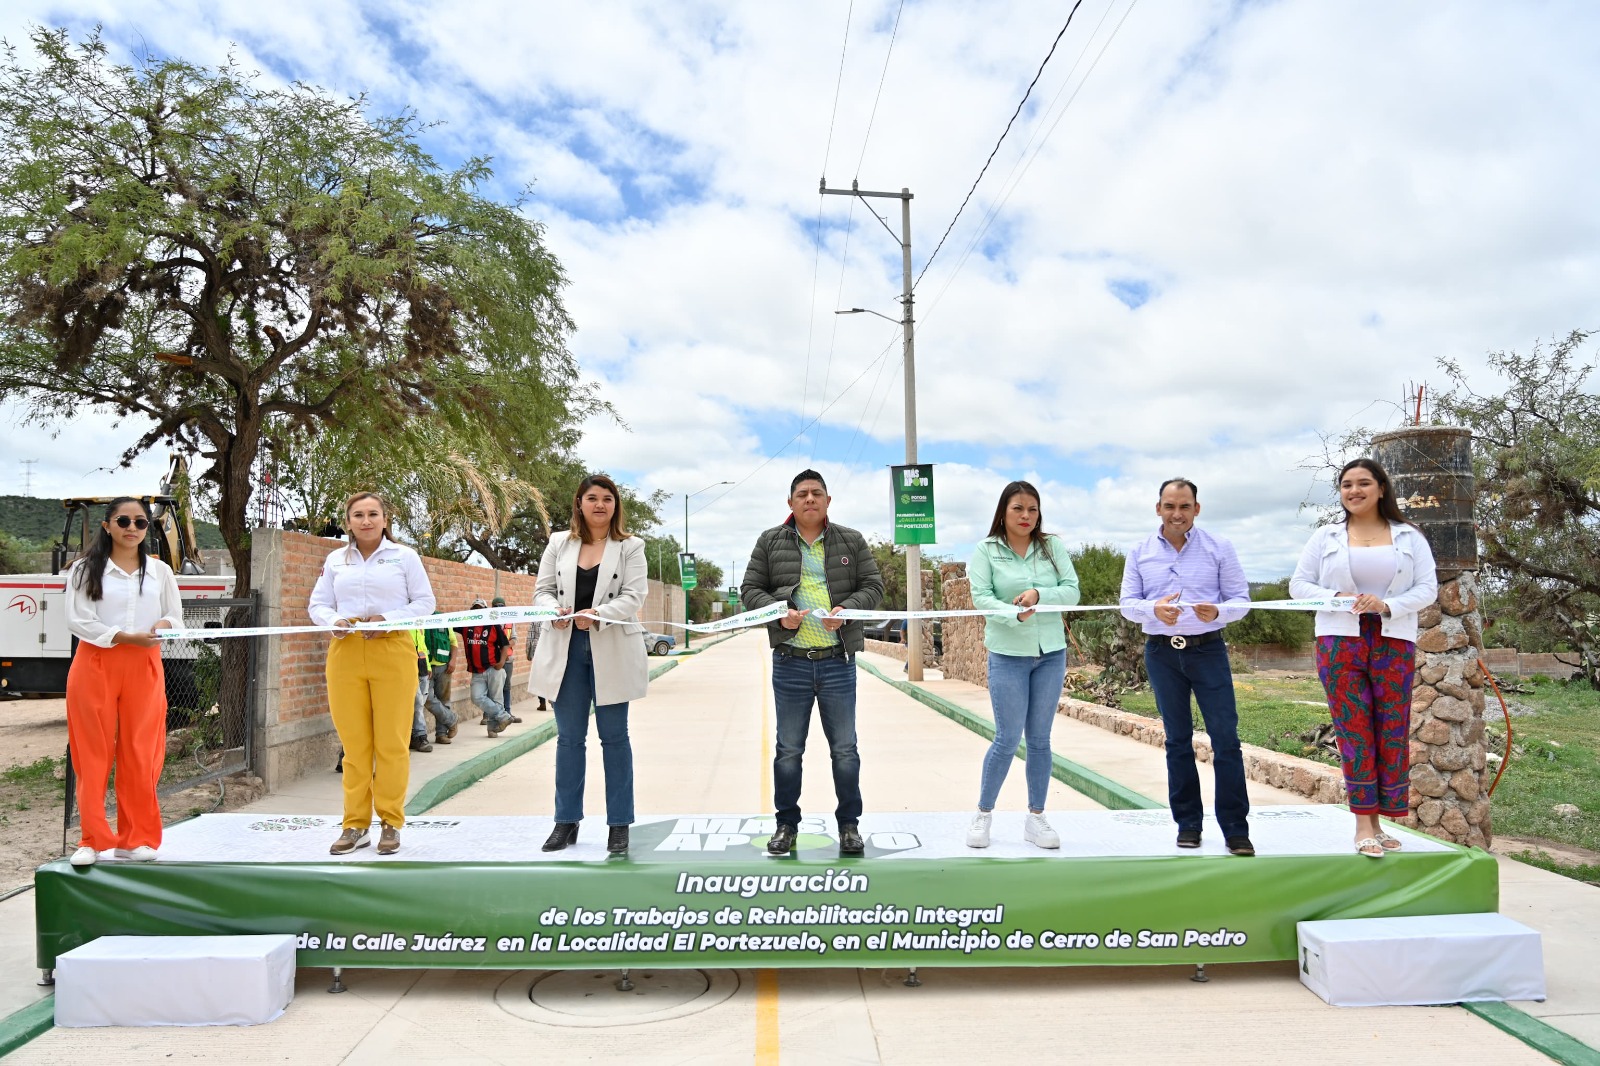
{"left": 326, "top": 631, "right": 416, "bottom": 830}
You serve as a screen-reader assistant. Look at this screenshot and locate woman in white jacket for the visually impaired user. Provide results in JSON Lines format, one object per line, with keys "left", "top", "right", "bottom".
{"left": 530, "top": 474, "right": 649, "bottom": 854}
{"left": 1291, "top": 458, "right": 1437, "bottom": 859}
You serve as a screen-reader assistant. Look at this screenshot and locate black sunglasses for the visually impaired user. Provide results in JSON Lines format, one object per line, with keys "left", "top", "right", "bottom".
{"left": 112, "top": 515, "right": 150, "bottom": 530}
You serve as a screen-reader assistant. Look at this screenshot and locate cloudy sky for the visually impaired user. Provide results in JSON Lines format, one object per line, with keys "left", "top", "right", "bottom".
{"left": 3, "top": 1, "right": 1597, "bottom": 583}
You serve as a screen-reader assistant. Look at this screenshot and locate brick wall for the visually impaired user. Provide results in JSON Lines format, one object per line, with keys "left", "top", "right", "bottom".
{"left": 252, "top": 529, "right": 594, "bottom": 791}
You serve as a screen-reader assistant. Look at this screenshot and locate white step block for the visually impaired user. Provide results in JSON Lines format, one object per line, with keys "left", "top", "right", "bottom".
{"left": 1297, "top": 913, "right": 1545, "bottom": 1007}
{"left": 55, "top": 934, "right": 297, "bottom": 1027}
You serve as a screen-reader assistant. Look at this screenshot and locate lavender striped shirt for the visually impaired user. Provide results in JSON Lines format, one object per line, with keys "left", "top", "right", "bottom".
{"left": 1119, "top": 526, "right": 1250, "bottom": 636}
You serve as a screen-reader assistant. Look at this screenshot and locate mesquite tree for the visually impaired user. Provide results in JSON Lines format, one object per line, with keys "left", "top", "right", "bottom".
{"left": 0, "top": 29, "right": 592, "bottom": 591}
{"left": 1436, "top": 330, "right": 1600, "bottom": 688}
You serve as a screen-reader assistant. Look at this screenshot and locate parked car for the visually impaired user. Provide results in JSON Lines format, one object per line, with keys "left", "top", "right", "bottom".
{"left": 862, "top": 617, "right": 942, "bottom": 655}
{"left": 642, "top": 630, "right": 677, "bottom": 656}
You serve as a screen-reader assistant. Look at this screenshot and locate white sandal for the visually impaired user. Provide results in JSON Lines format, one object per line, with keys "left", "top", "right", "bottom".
{"left": 1355, "top": 837, "right": 1385, "bottom": 859}
{"left": 1375, "top": 831, "right": 1402, "bottom": 851}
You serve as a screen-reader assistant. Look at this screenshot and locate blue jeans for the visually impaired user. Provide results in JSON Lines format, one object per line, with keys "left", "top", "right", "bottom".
{"left": 413, "top": 673, "right": 459, "bottom": 738}
{"left": 1144, "top": 637, "right": 1250, "bottom": 838}
{"left": 502, "top": 660, "right": 515, "bottom": 717}
{"left": 470, "top": 669, "right": 508, "bottom": 727}
{"left": 552, "top": 630, "right": 634, "bottom": 825}
{"left": 979, "top": 648, "right": 1065, "bottom": 812}
{"left": 772, "top": 651, "right": 861, "bottom": 828}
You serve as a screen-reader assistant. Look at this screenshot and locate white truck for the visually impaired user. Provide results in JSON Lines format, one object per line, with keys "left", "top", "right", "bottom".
{"left": 1, "top": 493, "right": 233, "bottom": 700}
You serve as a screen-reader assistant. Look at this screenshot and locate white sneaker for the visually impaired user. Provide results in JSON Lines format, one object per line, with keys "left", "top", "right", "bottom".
{"left": 69, "top": 846, "right": 98, "bottom": 867}
{"left": 1024, "top": 813, "right": 1060, "bottom": 849}
{"left": 114, "top": 846, "right": 158, "bottom": 861}
{"left": 966, "top": 811, "right": 992, "bottom": 848}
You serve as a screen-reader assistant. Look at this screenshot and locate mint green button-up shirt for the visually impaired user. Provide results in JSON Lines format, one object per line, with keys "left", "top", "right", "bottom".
{"left": 967, "top": 534, "right": 1081, "bottom": 656}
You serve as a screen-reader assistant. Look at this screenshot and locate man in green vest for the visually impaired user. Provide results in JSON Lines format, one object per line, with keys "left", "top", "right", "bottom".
{"left": 421, "top": 615, "right": 460, "bottom": 744}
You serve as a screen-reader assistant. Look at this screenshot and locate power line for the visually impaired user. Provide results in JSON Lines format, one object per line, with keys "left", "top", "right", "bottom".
{"left": 802, "top": 1, "right": 857, "bottom": 440}
{"left": 914, "top": 0, "right": 1088, "bottom": 290}
{"left": 917, "top": 0, "right": 1138, "bottom": 332}
{"left": 692, "top": 335, "right": 900, "bottom": 519}
{"left": 854, "top": 0, "right": 907, "bottom": 180}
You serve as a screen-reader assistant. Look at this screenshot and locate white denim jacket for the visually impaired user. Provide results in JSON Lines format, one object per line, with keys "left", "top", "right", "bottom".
{"left": 1289, "top": 521, "right": 1438, "bottom": 642}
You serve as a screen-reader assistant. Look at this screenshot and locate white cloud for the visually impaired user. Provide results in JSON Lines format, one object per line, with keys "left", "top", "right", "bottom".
{"left": 2, "top": 0, "right": 1596, "bottom": 592}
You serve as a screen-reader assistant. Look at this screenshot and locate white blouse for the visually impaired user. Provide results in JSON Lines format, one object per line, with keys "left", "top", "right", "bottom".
{"left": 65, "top": 556, "right": 184, "bottom": 648}
{"left": 307, "top": 540, "right": 436, "bottom": 627}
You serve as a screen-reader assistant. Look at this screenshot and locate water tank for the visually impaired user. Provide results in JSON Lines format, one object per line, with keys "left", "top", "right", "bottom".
{"left": 1370, "top": 427, "right": 1477, "bottom": 574}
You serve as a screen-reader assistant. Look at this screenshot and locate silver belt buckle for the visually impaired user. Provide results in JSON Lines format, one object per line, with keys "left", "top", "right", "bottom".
{"left": 1169, "top": 634, "right": 1188, "bottom": 650}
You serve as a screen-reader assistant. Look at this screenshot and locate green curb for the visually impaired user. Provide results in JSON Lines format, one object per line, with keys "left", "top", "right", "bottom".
{"left": 0, "top": 996, "right": 53, "bottom": 1058}
{"left": 856, "top": 659, "right": 1163, "bottom": 811}
{"left": 1462, "top": 1001, "right": 1600, "bottom": 1064}
{"left": 409, "top": 718, "right": 559, "bottom": 815}
{"left": 409, "top": 658, "right": 681, "bottom": 815}
{"left": 675, "top": 631, "right": 740, "bottom": 655}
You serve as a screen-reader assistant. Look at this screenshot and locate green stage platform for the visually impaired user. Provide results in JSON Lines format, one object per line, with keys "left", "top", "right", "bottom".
{"left": 35, "top": 807, "right": 1496, "bottom": 971}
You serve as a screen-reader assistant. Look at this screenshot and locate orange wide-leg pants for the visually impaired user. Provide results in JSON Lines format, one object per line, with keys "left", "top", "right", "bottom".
{"left": 326, "top": 631, "right": 416, "bottom": 830}
{"left": 65, "top": 642, "right": 167, "bottom": 852}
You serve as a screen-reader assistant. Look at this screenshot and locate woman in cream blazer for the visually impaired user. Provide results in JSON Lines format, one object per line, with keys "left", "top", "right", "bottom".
{"left": 530, "top": 474, "right": 649, "bottom": 854}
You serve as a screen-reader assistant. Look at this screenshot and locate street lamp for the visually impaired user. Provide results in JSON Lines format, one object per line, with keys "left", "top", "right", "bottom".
{"left": 835, "top": 291, "right": 925, "bottom": 680}
{"left": 682, "top": 481, "right": 733, "bottom": 646}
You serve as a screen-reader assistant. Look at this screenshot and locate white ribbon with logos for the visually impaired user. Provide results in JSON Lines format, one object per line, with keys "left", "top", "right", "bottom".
{"left": 154, "top": 597, "right": 1358, "bottom": 643}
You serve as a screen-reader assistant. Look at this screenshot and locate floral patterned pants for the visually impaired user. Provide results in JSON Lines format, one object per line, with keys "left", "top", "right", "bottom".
{"left": 1315, "top": 615, "right": 1417, "bottom": 817}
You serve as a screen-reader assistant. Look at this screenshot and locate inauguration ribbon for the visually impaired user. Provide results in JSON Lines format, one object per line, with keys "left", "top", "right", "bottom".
{"left": 155, "top": 597, "right": 1359, "bottom": 643}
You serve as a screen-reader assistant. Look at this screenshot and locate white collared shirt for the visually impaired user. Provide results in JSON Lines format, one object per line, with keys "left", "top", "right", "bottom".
{"left": 308, "top": 539, "right": 436, "bottom": 626}
{"left": 65, "top": 556, "right": 184, "bottom": 648}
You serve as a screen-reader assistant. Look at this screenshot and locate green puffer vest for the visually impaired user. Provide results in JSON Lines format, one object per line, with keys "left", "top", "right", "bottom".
{"left": 740, "top": 518, "right": 885, "bottom": 653}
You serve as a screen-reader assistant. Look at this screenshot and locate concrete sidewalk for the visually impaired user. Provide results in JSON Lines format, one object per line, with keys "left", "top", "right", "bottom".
{"left": 4, "top": 633, "right": 1596, "bottom": 1063}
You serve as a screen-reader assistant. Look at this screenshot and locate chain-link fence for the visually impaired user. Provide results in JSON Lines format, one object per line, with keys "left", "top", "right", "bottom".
{"left": 158, "top": 595, "right": 260, "bottom": 794}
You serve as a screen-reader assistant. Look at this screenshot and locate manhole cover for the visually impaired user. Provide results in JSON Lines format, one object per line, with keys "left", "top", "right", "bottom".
{"left": 494, "top": 969, "right": 742, "bottom": 1027}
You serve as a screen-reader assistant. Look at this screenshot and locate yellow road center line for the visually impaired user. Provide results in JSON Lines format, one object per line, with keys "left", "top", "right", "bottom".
{"left": 756, "top": 642, "right": 779, "bottom": 1064}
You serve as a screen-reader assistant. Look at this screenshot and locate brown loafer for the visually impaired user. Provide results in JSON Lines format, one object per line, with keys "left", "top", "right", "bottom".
{"left": 329, "top": 828, "right": 369, "bottom": 855}
{"left": 377, "top": 823, "right": 400, "bottom": 855}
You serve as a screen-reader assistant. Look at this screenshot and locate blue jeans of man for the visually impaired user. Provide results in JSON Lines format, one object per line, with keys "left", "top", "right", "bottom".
{"left": 502, "top": 659, "right": 515, "bottom": 717}
{"left": 1144, "top": 637, "right": 1250, "bottom": 838}
{"left": 470, "top": 668, "right": 509, "bottom": 727}
{"left": 979, "top": 648, "right": 1066, "bottom": 812}
{"left": 552, "top": 630, "right": 634, "bottom": 825}
{"left": 771, "top": 651, "right": 861, "bottom": 828}
{"left": 412, "top": 674, "right": 458, "bottom": 739}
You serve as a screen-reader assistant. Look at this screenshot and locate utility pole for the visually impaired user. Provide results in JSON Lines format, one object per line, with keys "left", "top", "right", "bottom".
{"left": 820, "top": 178, "right": 924, "bottom": 680}
{"left": 20, "top": 459, "right": 37, "bottom": 496}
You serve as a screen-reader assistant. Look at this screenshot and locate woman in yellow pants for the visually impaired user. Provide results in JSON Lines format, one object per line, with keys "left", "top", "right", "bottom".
{"left": 63, "top": 497, "right": 183, "bottom": 866}
{"left": 308, "top": 492, "right": 436, "bottom": 855}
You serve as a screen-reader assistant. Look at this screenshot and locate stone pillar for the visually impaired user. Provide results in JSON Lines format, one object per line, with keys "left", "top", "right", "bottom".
{"left": 920, "top": 569, "right": 940, "bottom": 665}
{"left": 1372, "top": 427, "right": 1491, "bottom": 848}
{"left": 939, "top": 562, "right": 987, "bottom": 688}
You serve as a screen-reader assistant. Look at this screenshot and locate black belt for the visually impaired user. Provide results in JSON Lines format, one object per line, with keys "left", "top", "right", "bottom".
{"left": 1148, "top": 630, "right": 1224, "bottom": 651}
{"left": 776, "top": 643, "right": 846, "bottom": 660}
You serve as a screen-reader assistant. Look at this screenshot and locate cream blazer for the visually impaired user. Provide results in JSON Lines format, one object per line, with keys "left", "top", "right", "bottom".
{"left": 529, "top": 532, "right": 649, "bottom": 706}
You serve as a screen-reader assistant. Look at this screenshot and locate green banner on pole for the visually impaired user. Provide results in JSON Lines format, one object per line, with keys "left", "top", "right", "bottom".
{"left": 727, "top": 587, "right": 740, "bottom": 611}
{"left": 891, "top": 464, "right": 936, "bottom": 545}
{"left": 678, "top": 552, "right": 697, "bottom": 590}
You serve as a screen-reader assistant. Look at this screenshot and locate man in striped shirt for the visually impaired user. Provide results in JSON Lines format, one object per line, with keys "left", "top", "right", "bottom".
{"left": 1120, "top": 478, "right": 1255, "bottom": 856}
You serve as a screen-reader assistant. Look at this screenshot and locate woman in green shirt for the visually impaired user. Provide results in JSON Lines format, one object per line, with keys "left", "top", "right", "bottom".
{"left": 966, "top": 481, "right": 1080, "bottom": 849}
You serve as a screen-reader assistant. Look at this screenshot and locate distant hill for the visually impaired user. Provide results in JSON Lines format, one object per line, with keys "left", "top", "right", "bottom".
{"left": 0, "top": 495, "right": 226, "bottom": 549}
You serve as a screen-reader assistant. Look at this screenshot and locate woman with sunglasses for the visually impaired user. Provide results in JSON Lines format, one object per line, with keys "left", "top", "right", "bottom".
{"left": 63, "top": 498, "right": 183, "bottom": 866}
{"left": 309, "top": 491, "right": 437, "bottom": 856}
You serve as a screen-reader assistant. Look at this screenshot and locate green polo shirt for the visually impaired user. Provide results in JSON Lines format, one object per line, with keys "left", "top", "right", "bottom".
{"left": 788, "top": 531, "right": 838, "bottom": 648}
